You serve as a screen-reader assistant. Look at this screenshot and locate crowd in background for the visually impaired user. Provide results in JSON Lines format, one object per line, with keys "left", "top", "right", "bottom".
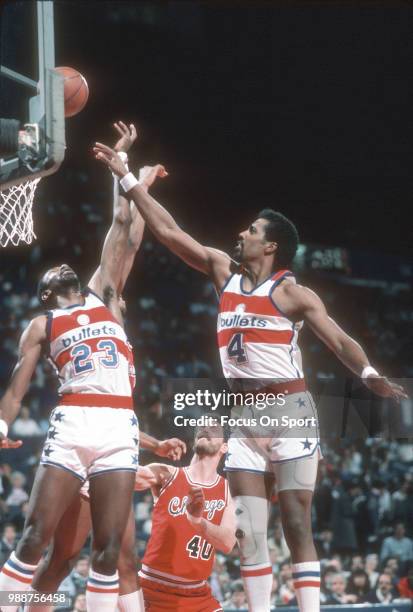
{"left": 1, "top": 193, "right": 412, "bottom": 608}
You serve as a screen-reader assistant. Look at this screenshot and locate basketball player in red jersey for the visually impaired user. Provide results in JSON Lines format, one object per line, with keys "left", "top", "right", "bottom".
{"left": 0, "top": 125, "right": 168, "bottom": 612}
{"left": 94, "top": 141, "right": 407, "bottom": 612}
{"left": 135, "top": 420, "right": 235, "bottom": 612}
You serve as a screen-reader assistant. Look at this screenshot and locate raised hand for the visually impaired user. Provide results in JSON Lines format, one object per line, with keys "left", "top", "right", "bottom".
{"left": 155, "top": 437, "right": 187, "bottom": 461}
{"left": 186, "top": 486, "right": 205, "bottom": 521}
{"left": 113, "top": 121, "right": 137, "bottom": 153}
{"left": 94, "top": 142, "right": 128, "bottom": 177}
{"left": 139, "top": 165, "right": 168, "bottom": 192}
{"left": 363, "top": 375, "right": 408, "bottom": 402}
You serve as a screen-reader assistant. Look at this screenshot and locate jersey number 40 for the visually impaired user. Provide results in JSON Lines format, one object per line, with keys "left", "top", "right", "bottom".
{"left": 186, "top": 535, "right": 213, "bottom": 561}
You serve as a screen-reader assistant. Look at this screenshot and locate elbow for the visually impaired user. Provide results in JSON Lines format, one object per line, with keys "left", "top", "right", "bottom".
{"left": 114, "top": 210, "right": 132, "bottom": 227}
{"left": 219, "top": 537, "right": 236, "bottom": 555}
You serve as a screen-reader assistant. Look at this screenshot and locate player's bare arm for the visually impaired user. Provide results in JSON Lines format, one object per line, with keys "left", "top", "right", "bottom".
{"left": 140, "top": 431, "right": 187, "bottom": 462}
{"left": 275, "top": 281, "right": 407, "bottom": 401}
{"left": 134, "top": 463, "right": 176, "bottom": 496}
{"left": 88, "top": 123, "right": 138, "bottom": 313}
{"left": 93, "top": 142, "right": 232, "bottom": 291}
{"left": 0, "top": 315, "right": 46, "bottom": 445}
{"left": 186, "top": 486, "right": 236, "bottom": 554}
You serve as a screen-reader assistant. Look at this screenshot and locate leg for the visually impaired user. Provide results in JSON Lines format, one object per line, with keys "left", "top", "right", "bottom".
{"left": 86, "top": 470, "right": 135, "bottom": 612}
{"left": 24, "top": 495, "right": 91, "bottom": 612}
{"left": 276, "top": 454, "right": 320, "bottom": 611}
{"left": 117, "top": 506, "right": 144, "bottom": 611}
{"left": 227, "top": 470, "right": 274, "bottom": 612}
{"left": 0, "top": 465, "right": 82, "bottom": 610}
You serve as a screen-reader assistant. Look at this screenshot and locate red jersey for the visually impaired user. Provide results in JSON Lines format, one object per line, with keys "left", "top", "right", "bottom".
{"left": 141, "top": 467, "right": 228, "bottom": 589}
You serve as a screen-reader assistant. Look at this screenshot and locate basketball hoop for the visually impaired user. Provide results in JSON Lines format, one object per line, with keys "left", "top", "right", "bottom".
{"left": 0, "top": 177, "right": 40, "bottom": 246}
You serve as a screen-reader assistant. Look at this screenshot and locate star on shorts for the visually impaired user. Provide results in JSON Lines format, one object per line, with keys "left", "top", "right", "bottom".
{"left": 132, "top": 454, "right": 139, "bottom": 465}
{"left": 130, "top": 415, "right": 138, "bottom": 427}
{"left": 296, "top": 398, "right": 306, "bottom": 408}
{"left": 47, "top": 428, "right": 57, "bottom": 440}
{"left": 43, "top": 445, "right": 54, "bottom": 457}
{"left": 54, "top": 411, "right": 64, "bottom": 422}
{"left": 301, "top": 438, "right": 312, "bottom": 450}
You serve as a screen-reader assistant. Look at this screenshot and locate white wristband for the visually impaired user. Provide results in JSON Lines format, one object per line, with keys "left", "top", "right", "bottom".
{"left": 120, "top": 172, "right": 139, "bottom": 193}
{"left": 0, "top": 419, "right": 8, "bottom": 437}
{"left": 186, "top": 510, "right": 202, "bottom": 524}
{"left": 361, "top": 366, "right": 379, "bottom": 379}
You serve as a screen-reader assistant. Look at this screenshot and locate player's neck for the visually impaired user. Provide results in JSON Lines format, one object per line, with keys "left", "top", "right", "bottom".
{"left": 188, "top": 454, "right": 219, "bottom": 484}
{"left": 242, "top": 258, "right": 274, "bottom": 288}
{"left": 55, "top": 290, "right": 84, "bottom": 309}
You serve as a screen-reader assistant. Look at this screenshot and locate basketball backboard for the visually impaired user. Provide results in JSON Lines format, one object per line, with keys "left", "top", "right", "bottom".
{"left": 0, "top": 1, "right": 65, "bottom": 190}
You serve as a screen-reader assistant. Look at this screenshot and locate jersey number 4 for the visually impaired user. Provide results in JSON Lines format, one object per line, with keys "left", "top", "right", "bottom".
{"left": 72, "top": 340, "right": 119, "bottom": 375}
{"left": 186, "top": 535, "right": 213, "bottom": 560}
{"left": 227, "top": 332, "right": 247, "bottom": 364}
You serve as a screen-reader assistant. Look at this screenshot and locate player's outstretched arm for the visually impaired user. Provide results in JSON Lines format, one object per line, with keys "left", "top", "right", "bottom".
{"left": 140, "top": 430, "right": 187, "bottom": 461}
{"left": 93, "top": 143, "right": 232, "bottom": 291}
{"left": 0, "top": 316, "right": 46, "bottom": 445}
{"left": 117, "top": 165, "right": 168, "bottom": 293}
{"left": 186, "top": 486, "right": 236, "bottom": 554}
{"left": 282, "top": 283, "right": 408, "bottom": 401}
{"left": 134, "top": 463, "right": 176, "bottom": 494}
{"left": 89, "top": 123, "right": 138, "bottom": 306}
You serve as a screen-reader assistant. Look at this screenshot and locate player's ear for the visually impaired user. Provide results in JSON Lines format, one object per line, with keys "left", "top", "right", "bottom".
{"left": 41, "top": 289, "right": 52, "bottom": 303}
{"left": 264, "top": 241, "right": 277, "bottom": 256}
{"left": 221, "top": 442, "right": 229, "bottom": 454}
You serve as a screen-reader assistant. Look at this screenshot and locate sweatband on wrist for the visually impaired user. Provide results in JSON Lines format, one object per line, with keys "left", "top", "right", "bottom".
{"left": 361, "top": 366, "right": 379, "bottom": 379}
{"left": 112, "top": 152, "right": 129, "bottom": 180}
{"left": 186, "top": 510, "right": 202, "bottom": 524}
{"left": 120, "top": 172, "right": 139, "bottom": 193}
{"left": 0, "top": 419, "right": 8, "bottom": 437}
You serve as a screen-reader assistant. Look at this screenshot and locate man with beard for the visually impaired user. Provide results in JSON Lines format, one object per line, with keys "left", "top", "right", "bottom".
{"left": 93, "top": 141, "right": 407, "bottom": 612}
{"left": 136, "top": 420, "right": 236, "bottom": 612}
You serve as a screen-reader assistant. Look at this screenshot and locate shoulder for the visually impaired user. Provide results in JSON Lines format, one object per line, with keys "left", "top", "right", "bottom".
{"left": 273, "top": 280, "right": 323, "bottom": 317}
{"left": 27, "top": 315, "right": 48, "bottom": 338}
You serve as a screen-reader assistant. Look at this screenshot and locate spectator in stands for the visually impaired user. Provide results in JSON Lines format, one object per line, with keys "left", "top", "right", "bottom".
{"left": 5, "top": 472, "right": 28, "bottom": 508}
{"left": 11, "top": 406, "right": 42, "bottom": 437}
{"left": 222, "top": 580, "right": 247, "bottom": 610}
{"left": 270, "top": 574, "right": 283, "bottom": 607}
{"left": 365, "top": 553, "right": 379, "bottom": 588}
{"left": 59, "top": 555, "right": 89, "bottom": 599}
{"left": 70, "top": 592, "right": 86, "bottom": 612}
{"left": 346, "top": 568, "right": 370, "bottom": 602}
{"left": 330, "top": 479, "right": 358, "bottom": 556}
{"left": 320, "top": 565, "right": 338, "bottom": 604}
{"left": 380, "top": 523, "right": 413, "bottom": 564}
{"left": 323, "top": 572, "right": 357, "bottom": 605}
{"left": 268, "top": 521, "right": 290, "bottom": 564}
{"left": 365, "top": 573, "right": 397, "bottom": 604}
{"left": 397, "top": 565, "right": 413, "bottom": 600}
{"left": 392, "top": 477, "right": 413, "bottom": 528}
{"left": 315, "top": 529, "right": 334, "bottom": 561}
{"left": 0, "top": 524, "right": 16, "bottom": 566}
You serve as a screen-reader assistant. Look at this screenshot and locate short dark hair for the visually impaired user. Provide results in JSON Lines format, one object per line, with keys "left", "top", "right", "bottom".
{"left": 257, "top": 209, "right": 299, "bottom": 269}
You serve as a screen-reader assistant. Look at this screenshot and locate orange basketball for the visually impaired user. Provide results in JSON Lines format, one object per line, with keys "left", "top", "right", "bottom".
{"left": 55, "top": 66, "right": 89, "bottom": 117}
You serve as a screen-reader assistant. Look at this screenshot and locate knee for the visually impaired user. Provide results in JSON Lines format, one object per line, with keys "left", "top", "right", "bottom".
{"left": 19, "top": 522, "right": 52, "bottom": 555}
{"left": 235, "top": 499, "right": 269, "bottom": 565}
{"left": 282, "top": 513, "right": 311, "bottom": 545}
{"left": 92, "top": 541, "right": 121, "bottom": 574}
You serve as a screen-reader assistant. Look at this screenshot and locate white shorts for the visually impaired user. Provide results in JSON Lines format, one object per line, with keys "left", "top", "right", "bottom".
{"left": 40, "top": 405, "right": 139, "bottom": 483}
{"left": 224, "top": 391, "right": 321, "bottom": 486}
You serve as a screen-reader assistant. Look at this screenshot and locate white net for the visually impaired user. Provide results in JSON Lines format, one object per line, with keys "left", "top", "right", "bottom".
{"left": 0, "top": 178, "right": 40, "bottom": 246}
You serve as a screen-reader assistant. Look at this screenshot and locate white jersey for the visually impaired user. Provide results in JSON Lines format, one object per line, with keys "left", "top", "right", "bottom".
{"left": 46, "top": 288, "right": 135, "bottom": 409}
{"left": 218, "top": 269, "right": 304, "bottom": 380}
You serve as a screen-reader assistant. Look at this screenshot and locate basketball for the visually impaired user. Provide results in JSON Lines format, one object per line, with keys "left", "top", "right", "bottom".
{"left": 55, "top": 66, "right": 89, "bottom": 118}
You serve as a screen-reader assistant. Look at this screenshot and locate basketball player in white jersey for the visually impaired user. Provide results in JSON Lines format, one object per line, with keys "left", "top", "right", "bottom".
{"left": 25, "top": 126, "right": 186, "bottom": 612}
{"left": 93, "top": 141, "right": 407, "bottom": 612}
{"left": 0, "top": 124, "right": 167, "bottom": 612}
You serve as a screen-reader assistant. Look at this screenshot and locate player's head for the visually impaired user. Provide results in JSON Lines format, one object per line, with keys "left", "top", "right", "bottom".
{"left": 37, "top": 264, "right": 81, "bottom": 308}
{"left": 234, "top": 209, "right": 299, "bottom": 271}
{"left": 193, "top": 417, "right": 228, "bottom": 459}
